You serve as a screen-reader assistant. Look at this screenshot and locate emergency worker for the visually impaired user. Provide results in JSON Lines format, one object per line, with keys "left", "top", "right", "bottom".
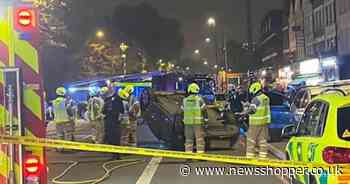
{"left": 245, "top": 82, "right": 271, "bottom": 158}
{"left": 102, "top": 87, "right": 124, "bottom": 159}
{"left": 182, "top": 83, "right": 207, "bottom": 153}
{"left": 119, "top": 88, "right": 135, "bottom": 146}
{"left": 52, "top": 87, "right": 75, "bottom": 144}
{"left": 87, "top": 88, "right": 105, "bottom": 144}
{"left": 124, "top": 86, "right": 140, "bottom": 146}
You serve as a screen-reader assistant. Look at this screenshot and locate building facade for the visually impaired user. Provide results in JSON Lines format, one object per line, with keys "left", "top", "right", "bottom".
{"left": 336, "top": 0, "right": 350, "bottom": 56}
{"left": 308, "top": 0, "right": 337, "bottom": 57}
{"left": 336, "top": 0, "right": 350, "bottom": 79}
{"left": 258, "top": 10, "right": 286, "bottom": 68}
{"left": 289, "top": 0, "right": 305, "bottom": 61}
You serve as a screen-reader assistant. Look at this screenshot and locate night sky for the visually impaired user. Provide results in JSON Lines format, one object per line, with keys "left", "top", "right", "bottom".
{"left": 83, "top": 0, "right": 285, "bottom": 55}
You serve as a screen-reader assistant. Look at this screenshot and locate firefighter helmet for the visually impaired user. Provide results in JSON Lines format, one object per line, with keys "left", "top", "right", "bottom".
{"left": 118, "top": 89, "right": 129, "bottom": 100}
{"left": 56, "top": 87, "right": 66, "bottom": 96}
{"left": 100, "top": 87, "right": 109, "bottom": 95}
{"left": 124, "top": 85, "right": 134, "bottom": 95}
{"left": 249, "top": 82, "right": 262, "bottom": 95}
{"left": 188, "top": 83, "right": 200, "bottom": 94}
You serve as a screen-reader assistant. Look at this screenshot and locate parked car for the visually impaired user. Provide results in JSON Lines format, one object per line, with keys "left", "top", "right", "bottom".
{"left": 266, "top": 90, "right": 296, "bottom": 142}
{"left": 282, "top": 93, "right": 350, "bottom": 184}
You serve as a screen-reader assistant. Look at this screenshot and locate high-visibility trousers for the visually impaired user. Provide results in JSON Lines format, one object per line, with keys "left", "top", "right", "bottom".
{"left": 91, "top": 118, "right": 105, "bottom": 144}
{"left": 184, "top": 125, "right": 205, "bottom": 153}
{"left": 121, "top": 119, "right": 137, "bottom": 147}
{"left": 246, "top": 125, "right": 268, "bottom": 158}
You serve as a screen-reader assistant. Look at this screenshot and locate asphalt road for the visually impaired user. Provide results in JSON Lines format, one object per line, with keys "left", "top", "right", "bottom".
{"left": 47, "top": 146, "right": 285, "bottom": 184}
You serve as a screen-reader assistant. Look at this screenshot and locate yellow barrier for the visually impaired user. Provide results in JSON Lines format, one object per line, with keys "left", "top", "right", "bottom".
{"left": 0, "top": 135, "right": 348, "bottom": 170}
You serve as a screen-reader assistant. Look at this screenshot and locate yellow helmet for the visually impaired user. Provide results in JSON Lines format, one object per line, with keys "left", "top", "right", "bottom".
{"left": 56, "top": 87, "right": 66, "bottom": 96}
{"left": 118, "top": 89, "right": 129, "bottom": 100}
{"left": 249, "top": 82, "right": 262, "bottom": 95}
{"left": 100, "top": 87, "right": 109, "bottom": 95}
{"left": 124, "top": 85, "right": 134, "bottom": 95}
{"left": 188, "top": 83, "right": 200, "bottom": 94}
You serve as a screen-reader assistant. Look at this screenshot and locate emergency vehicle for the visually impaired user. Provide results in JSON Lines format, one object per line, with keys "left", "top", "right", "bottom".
{"left": 0, "top": 1, "right": 47, "bottom": 184}
{"left": 282, "top": 93, "right": 350, "bottom": 184}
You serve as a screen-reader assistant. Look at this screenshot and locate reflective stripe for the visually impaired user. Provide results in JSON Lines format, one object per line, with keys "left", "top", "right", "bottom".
{"left": 249, "top": 94, "right": 271, "bottom": 125}
{"left": 183, "top": 95, "right": 204, "bottom": 125}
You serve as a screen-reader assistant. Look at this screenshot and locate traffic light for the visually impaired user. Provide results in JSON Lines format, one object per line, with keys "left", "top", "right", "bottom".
{"left": 14, "top": 6, "right": 37, "bottom": 32}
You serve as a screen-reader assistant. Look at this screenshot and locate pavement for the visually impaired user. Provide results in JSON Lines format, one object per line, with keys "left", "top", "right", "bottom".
{"left": 46, "top": 120, "right": 290, "bottom": 184}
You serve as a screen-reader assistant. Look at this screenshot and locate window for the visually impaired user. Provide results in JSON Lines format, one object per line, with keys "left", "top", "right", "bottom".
{"left": 337, "top": 106, "right": 350, "bottom": 141}
{"left": 292, "top": 90, "right": 309, "bottom": 109}
{"left": 297, "top": 101, "right": 328, "bottom": 137}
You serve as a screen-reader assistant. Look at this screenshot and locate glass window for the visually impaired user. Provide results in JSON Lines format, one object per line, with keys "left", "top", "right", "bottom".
{"left": 297, "top": 102, "right": 328, "bottom": 137}
{"left": 338, "top": 106, "right": 350, "bottom": 141}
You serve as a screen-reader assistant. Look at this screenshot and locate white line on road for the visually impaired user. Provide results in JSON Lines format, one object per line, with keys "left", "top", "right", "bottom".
{"left": 136, "top": 157, "right": 162, "bottom": 184}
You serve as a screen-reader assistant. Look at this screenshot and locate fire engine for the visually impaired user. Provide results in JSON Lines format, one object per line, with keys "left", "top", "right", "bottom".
{"left": 0, "top": 1, "right": 47, "bottom": 184}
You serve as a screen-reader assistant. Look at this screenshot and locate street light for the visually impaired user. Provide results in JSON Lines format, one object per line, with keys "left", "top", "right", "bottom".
{"left": 214, "top": 65, "right": 218, "bottom": 69}
{"left": 194, "top": 49, "right": 200, "bottom": 54}
{"left": 186, "top": 66, "right": 190, "bottom": 71}
{"left": 203, "top": 61, "right": 208, "bottom": 65}
{"left": 96, "top": 30, "right": 104, "bottom": 38}
{"left": 158, "top": 59, "right": 163, "bottom": 63}
{"left": 207, "top": 17, "right": 216, "bottom": 27}
{"left": 120, "top": 42, "right": 129, "bottom": 75}
{"left": 205, "top": 37, "right": 211, "bottom": 43}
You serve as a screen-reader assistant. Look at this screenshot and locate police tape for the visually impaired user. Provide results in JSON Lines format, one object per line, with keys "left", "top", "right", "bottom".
{"left": 0, "top": 135, "right": 347, "bottom": 170}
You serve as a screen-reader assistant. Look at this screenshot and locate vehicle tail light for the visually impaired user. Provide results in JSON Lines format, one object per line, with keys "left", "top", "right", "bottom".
{"left": 323, "top": 147, "right": 350, "bottom": 164}
{"left": 24, "top": 155, "right": 41, "bottom": 184}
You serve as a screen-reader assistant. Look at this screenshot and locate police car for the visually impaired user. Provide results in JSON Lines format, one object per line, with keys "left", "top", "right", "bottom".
{"left": 282, "top": 92, "right": 350, "bottom": 184}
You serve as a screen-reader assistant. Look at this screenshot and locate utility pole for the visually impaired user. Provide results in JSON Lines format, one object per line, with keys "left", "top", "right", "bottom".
{"left": 246, "top": 0, "right": 253, "bottom": 51}
{"left": 223, "top": 31, "right": 228, "bottom": 71}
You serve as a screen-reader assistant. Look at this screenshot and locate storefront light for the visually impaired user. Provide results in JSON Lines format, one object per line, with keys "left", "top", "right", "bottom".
{"left": 283, "top": 66, "right": 291, "bottom": 73}
{"left": 300, "top": 59, "right": 320, "bottom": 74}
{"left": 322, "top": 57, "right": 337, "bottom": 67}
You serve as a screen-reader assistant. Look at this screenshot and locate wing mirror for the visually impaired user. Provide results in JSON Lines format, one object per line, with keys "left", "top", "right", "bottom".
{"left": 281, "top": 124, "right": 297, "bottom": 138}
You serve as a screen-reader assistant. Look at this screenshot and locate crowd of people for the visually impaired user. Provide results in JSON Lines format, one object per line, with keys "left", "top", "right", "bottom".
{"left": 49, "top": 85, "right": 141, "bottom": 159}
{"left": 47, "top": 73, "right": 290, "bottom": 160}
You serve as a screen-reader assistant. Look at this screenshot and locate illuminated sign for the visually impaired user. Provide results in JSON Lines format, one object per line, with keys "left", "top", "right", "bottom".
{"left": 14, "top": 7, "right": 36, "bottom": 32}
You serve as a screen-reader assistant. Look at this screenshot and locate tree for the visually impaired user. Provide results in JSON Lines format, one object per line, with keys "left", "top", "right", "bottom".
{"left": 34, "top": 0, "right": 70, "bottom": 48}
{"left": 111, "top": 2, "right": 184, "bottom": 68}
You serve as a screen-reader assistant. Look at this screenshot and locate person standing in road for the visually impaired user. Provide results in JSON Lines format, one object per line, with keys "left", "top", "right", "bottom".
{"left": 182, "top": 83, "right": 207, "bottom": 153}
{"left": 244, "top": 82, "right": 271, "bottom": 159}
{"left": 102, "top": 87, "right": 124, "bottom": 159}
{"left": 124, "top": 86, "right": 140, "bottom": 147}
{"left": 87, "top": 88, "right": 105, "bottom": 144}
{"left": 52, "top": 87, "right": 75, "bottom": 147}
{"left": 119, "top": 88, "right": 135, "bottom": 147}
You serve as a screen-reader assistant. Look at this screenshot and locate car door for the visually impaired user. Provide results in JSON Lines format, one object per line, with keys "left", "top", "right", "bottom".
{"left": 288, "top": 101, "right": 328, "bottom": 183}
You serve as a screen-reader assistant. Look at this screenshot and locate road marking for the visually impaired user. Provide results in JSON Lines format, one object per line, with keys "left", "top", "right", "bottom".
{"left": 136, "top": 157, "right": 162, "bottom": 184}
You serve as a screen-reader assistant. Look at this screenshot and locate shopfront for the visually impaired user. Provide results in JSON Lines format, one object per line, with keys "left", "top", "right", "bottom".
{"left": 320, "top": 56, "right": 339, "bottom": 82}
{"left": 294, "top": 58, "right": 323, "bottom": 85}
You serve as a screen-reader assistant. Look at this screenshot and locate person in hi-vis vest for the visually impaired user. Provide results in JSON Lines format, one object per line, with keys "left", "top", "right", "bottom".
{"left": 182, "top": 83, "right": 208, "bottom": 153}
{"left": 244, "top": 82, "right": 271, "bottom": 158}
{"left": 52, "top": 87, "right": 75, "bottom": 143}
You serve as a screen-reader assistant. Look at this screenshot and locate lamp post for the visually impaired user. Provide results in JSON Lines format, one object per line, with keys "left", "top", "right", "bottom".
{"left": 120, "top": 42, "right": 129, "bottom": 75}
{"left": 207, "top": 17, "right": 219, "bottom": 73}
{"left": 96, "top": 30, "right": 105, "bottom": 39}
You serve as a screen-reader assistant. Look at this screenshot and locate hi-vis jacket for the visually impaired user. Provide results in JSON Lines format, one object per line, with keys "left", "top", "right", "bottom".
{"left": 52, "top": 97, "right": 72, "bottom": 123}
{"left": 183, "top": 95, "right": 206, "bottom": 125}
{"left": 248, "top": 93, "right": 271, "bottom": 126}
